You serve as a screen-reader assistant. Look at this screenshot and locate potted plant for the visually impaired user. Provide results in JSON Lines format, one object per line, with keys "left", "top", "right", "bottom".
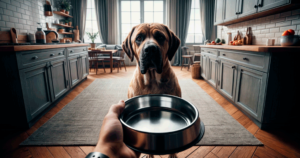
{"left": 64, "top": 19, "right": 69, "bottom": 26}
{"left": 57, "top": 0, "right": 68, "bottom": 13}
{"left": 86, "top": 32, "right": 98, "bottom": 48}
{"left": 65, "top": 1, "right": 72, "bottom": 15}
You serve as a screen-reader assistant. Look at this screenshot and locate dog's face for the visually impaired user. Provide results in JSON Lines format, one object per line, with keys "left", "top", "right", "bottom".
{"left": 122, "top": 23, "right": 180, "bottom": 74}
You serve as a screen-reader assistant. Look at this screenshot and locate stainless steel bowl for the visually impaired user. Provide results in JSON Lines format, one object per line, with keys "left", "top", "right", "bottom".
{"left": 120, "top": 94, "right": 205, "bottom": 155}
{"left": 280, "top": 35, "right": 300, "bottom": 46}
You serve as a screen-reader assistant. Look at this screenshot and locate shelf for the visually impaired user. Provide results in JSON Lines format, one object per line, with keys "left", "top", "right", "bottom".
{"left": 53, "top": 11, "right": 73, "bottom": 18}
{"left": 52, "top": 23, "right": 73, "bottom": 28}
{"left": 58, "top": 32, "right": 73, "bottom": 35}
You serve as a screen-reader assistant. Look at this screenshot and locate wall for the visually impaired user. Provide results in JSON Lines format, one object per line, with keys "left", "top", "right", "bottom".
{"left": 0, "top": 0, "right": 69, "bottom": 38}
{"left": 217, "top": 8, "right": 300, "bottom": 46}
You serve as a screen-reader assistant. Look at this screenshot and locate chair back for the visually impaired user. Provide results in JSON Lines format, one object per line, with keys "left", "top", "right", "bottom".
{"left": 194, "top": 46, "right": 201, "bottom": 53}
{"left": 181, "top": 46, "right": 189, "bottom": 55}
{"left": 88, "top": 51, "right": 100, "bottom": 60}
{"left": 119, "top": 51, "right": 125, "bottom": 59}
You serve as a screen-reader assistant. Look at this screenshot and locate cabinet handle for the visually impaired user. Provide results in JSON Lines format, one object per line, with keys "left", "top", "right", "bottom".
{"left": 232, "top": 66, "right": 236, "bottom": 69}
{"left": 70, "top": 50, "right": 73, "bottom": 53}
{"left": 83, "top": 49, "right": 85, "bottom": 51}
{"left": 32, "top": 56, "right": 38, "bottom": 59}
{"left": 258, "top": 4, "right": 262, "bottom": 7}
{"left": 243, "top": 57, "right": 249, "bottom": 61}
{"left": 222, "top": 54, "right": 226, "bottom": 56}
{"left": 58, "top": 52, "right": 62, "bottom": 55}
{"left": 241, "top": 69, "right": 244, "bottom": 72}
{"left": 50, "top": 53, "right": 54, "bottom": 56}
{"left": 254, "top": 5, "right": 258, "bottom": 8}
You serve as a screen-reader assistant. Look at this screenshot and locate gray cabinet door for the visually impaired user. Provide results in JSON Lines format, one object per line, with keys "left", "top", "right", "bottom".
{"left": 219, "top": 60, "right": 238, "bottom": 101}
{"left": 238, "top": 0, "right": 259, "bottom": 18}
{"left": 258, "top": 0, "right": 290, "bottom": 12}
{"left": 79, "top": 53, "right": 89, "bottom": 80}
{"left": 214, "top": 0, "right": 224, "bottom": 25}
{"left": 19, "top": 63, "right": 52, "bottom": 121}
{"left": 235, "top": 66, "right": 267, "bottom": 121}
{"left": 207, "top": 55, "right": 219, "bottom": 88}
{"left": 201, "top": 54, "right": 208, "bottom": 80}
{"left": 48, "top": 58, "right": 69, "bottom": 101}
{"left": 68, "top": 55, "right": 81, "bottom": 87}
{"left": 224, "top": 0, "right": 239, "bottom": 22}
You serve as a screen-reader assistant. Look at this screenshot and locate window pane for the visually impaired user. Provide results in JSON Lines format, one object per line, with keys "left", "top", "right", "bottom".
{"left": 122, "top": 24, "right": 131, "bottom": 34}
{"left": 194, "top": 9, "right": 200, "bottom": 19}
{"left": 195, "top": 20, "right": 201, "bottom": 33}
{"left": 122, "top": 34, "right": 128, "bottom": 42}
{"left": 92, "top": 21, "right": 98, "bottom": 32}
{"left": 186, "top": 34, "right": 194, "bottom": 43}
{"left": 195, "top": 34, "right": 203, "bottom": 43}
{"left": 190, "top": 9, "right": 195, "bottom": 20}
{"left": 85, "top": 21, "right": 92, "bottom": 29}
{"left": 144, "top": 12, "right": 153, "bottom": 23}
{"left": 121, "top": 1, "right": 130, "bottom": 11}
{"left": 131, "top": 23, "right": 139, "bottom": 28}
{"left": 188, "top": 21, "right": 195, "bottom": 34}
{"left": 122, "top": 12, "right": 131, "bottom": 23}
{"left": 87, "top": 0, "right": 92, "bottom": 8}
{"left": 91, "top": 0, "right": 95, "bottom": 8}
{"left": 131, "top": 1, "right": 140, "bottom": 11}
{"left": 153, "top": 12, "right": 163, "bottom": 23}
{"left": 131, "top": 12, "right": 140, "bottom": 23}
{"left": 91, "top": 8, "right": 96, "bottom": 19}
{"left": 144, "top": 1, "right": 153, "bottom": 11}
{"left": 195, "top": 0, "right": 199, "bottom": 8}
{"left": 86, "top": 9, "right": 92, "bottom": 20}
{"left": 191, "top": 0, "right": 195, "bottom": 8}
{"left": 154, "top": 1, "right": 163, "bottom": 11}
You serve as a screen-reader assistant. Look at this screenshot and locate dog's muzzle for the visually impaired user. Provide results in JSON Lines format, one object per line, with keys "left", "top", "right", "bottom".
{"left": 140, "top": 42, "right": 163, "bottom": 74}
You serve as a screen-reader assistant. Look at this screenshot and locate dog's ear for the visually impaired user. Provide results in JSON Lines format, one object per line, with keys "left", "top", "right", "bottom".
{"left": 164, "top": 26, "right": 181, "bottom": 61}
{"left": 122, "top": 26, "right": 136, "bottom": 62}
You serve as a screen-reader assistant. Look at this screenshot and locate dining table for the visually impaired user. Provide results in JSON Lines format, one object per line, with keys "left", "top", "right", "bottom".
{"left": 88, "top": 49, "right": 118, "bottom": 73}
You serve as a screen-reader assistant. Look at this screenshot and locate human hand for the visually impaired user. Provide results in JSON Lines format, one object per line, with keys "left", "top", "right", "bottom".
{"left": 94, "top": 100, "right": 140, "bottom": 158}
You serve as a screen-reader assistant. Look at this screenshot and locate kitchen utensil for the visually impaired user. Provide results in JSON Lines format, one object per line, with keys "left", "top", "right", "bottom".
{"left": 120, "top": 94, "right": 205, "bottom": 155}
{"left": 280, "top": 35, "right": 300, "bottom": 46}
{"left": 44, "top": 30, "right": 58, "bottom": 43}
{"left": 60, "top": 39, "right": 65, "bottom": 43}
{"left": 28, "top": 33, "right": 36, "bottom": 43}
{"left": 73, "top": 26, "right": 80, "bottom": 42}
{"left": 227, "top": 32, "right": 232, "bottom": 44}
{"left": 266, "top": 39, "right": 275, "bottom": 46}
{"left": 245, "top": 27, "right": 252, "bottom": 45}
{"left": 10, "top": 28, "right": 18, "bottom": 43}
{"left": 237, "top": 31, "right": 241, "bottom": 41}
{"left": 36, "top": 23, "right": 46, "bottom": 44}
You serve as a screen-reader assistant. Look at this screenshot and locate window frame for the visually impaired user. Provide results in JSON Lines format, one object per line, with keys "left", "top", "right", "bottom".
{"left": 185, "top": 0, "right": 203, "bottom": 45}
{"left": 84, "top": 0, "right": 101, "bottom": 43}
{"left": 119, "top": 0, "right": 166, "bottom": 44}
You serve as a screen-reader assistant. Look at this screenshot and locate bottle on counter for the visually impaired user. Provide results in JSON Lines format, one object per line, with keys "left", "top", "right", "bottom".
{"left": 36, "top": 23, "right": 46, "bottom": 44}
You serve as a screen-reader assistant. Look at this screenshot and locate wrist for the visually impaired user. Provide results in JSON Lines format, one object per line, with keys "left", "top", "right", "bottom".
{"left": 94, "top": 143, "right": 116, "bottom": 157}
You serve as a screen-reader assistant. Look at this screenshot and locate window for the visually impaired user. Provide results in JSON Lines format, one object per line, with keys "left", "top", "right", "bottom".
{"left": 85, "top": 0, "right": 101, "bottom": 43}
{"left": 186, "top": 0, "right": 202, "bottom": 44}
{"left": 120, "top": 0, "right": 166, "bottom": 42}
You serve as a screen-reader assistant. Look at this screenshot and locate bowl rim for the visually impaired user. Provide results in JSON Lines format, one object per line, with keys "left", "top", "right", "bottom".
{"left": 120, "top": 94, "right": 200, "bottom": 134}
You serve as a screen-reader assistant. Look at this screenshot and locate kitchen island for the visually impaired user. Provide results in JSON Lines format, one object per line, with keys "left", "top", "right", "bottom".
{"left": 194, "top": 45, "right": 300, "bottom": 130}
{"left": 0, "top": 43, "right": 89, "bottom": 130}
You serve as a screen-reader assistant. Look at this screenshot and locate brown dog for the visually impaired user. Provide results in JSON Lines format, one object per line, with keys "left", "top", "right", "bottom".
{"left": 122, "top": 23, "right": 181, "bottom": 98}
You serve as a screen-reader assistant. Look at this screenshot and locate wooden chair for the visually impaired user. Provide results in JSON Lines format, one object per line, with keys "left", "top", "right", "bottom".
{"left": 115, "top": 49, "right": 127, "bottom": 72}
{"left": 88, "top": 51, "right": 106, "bottom": 74}
{"left": 181, "top": 46, "right": 193, "bottom": 71}
{"left": 193, "top": 46, "right": 201, "bottom": 64}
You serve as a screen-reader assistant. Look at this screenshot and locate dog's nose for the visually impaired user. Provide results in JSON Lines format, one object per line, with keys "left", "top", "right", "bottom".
{"left": 144, "top": 43, "right": 158, "bottom": 54}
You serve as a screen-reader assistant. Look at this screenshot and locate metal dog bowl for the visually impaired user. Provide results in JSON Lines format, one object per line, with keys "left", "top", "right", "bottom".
{"left": 120, "top": 94, "right": 205, "bottom": 155}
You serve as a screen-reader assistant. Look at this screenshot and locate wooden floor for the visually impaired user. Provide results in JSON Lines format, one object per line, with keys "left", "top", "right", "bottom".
{"left": 2, "top": 66, "right": 300, "bottom": 158}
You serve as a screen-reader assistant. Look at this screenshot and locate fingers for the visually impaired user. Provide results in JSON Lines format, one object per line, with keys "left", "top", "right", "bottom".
{"left": 108, "top": 100, "right": 125, "bottom": 117}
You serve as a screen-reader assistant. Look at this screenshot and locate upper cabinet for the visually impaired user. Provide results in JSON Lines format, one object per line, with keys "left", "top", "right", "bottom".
{"left": 215, "top": 0, "right": 294, "bottom": 25}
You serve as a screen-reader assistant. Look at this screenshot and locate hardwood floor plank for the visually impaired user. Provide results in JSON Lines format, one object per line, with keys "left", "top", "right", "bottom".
{"left": 2, "top": 131, "right": 28, "bottom": 155}
{"left": 4, "top": 147, "right": 32, "bottom": 158}
{"left": 64, "top": 146, "right": 86, "bottom": 158}
{"left": 32, "top": 116, "right": 49, "bottom": 129}
{"left": 161, "top": 146, "right": 199, "bottom": 158}
{"left": 28, "top": 147, "right": 53, "bottom": 158}
{"left": 187, "top": 146, "right": 215, "bottom": 158}
{"left": 211, "top": 146, "right": 237, "bottom": 158}
{"left": 229, "top": 146, "right": 256, "bottom": 158}
{"left": 253, "top": 146, "right": 285, "bottom": 158}
{"left": 204, "top": 152, "right": 218, "bottom": 158}
{"left": 26, "top": 126, "right": 38, "bottom": 136}
{"left": 79, "top": 146, "right": 95, "bottom": 155}
{"left": 47, "top": 146, "right": 71, "bottom": 158}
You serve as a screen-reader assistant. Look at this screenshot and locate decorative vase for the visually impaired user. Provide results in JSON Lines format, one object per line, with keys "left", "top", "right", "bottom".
{"left": 68, "top": 22, "right": 72, "bottom": 26}
{"left": 60, "top": 9, "right": 65, "bottom": 13}
{"left": 66, "top": 11, "right": 69, "bottom": 15}
{"left": 90, "top": 43, "right": 96, "bottom": 48}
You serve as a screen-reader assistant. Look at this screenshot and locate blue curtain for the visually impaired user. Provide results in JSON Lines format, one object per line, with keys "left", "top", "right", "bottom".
{"left": 173, "top": 0, "right": 192, "bottom": 66}
{"left": 95, "top": 0, "right": 108, "bottom": 44}
{"left": 200, "top": 0, "right": 216, "bottom": 41}
{"left": 71, "top": 0, "right": 87, "bottom": 42}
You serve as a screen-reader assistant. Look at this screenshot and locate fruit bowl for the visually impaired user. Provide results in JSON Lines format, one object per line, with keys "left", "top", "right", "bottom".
{"left": 280, "top": 35, "right": 300, "bottom": 46}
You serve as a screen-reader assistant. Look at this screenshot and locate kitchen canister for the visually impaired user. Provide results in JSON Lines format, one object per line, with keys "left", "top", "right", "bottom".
{"left": 266, "top": 39, "right": 275, "bottom": 46}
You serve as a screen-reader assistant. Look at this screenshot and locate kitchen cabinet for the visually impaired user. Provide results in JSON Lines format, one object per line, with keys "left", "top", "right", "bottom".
{"left": 218, "top": 59, "right": 238, "bottom": 101}
{"left": 48, "top": 58, "right": 69, "bottom": 101}
{"left": 223, "top": 0, "right": 239, "bottom": 22}
{"left": 258, "top": 0, "right": 290, "bottom": 12}
{"left": 200, "top": 53, "right": 208, "bottom": 80}
{"left": 207, "top": 55, "right": 219, "bottom": 88}
{"left": 79, "top": 53, "right": 89, "bottom": 80}
{"left": 19, "top": 62, "right": 52, "bottom": 122}
{"left": 235, "top": 66, "right": 267, "bottom": 121}
{"left": 238, "top": 0, "right": 259, "bottom": 18}
{"left": 214, "top": 0, "right": 224, "bottom": 25}
{"left": 68, "top": 55, "right": 81, "bottom": 87}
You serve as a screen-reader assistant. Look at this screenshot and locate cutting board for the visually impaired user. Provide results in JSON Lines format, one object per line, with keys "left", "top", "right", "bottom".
{"left": 73, "top": 26, "right": 80, "bottom": 42}
{"left": 46, "top": 32, "right": 57, "bottom": 43}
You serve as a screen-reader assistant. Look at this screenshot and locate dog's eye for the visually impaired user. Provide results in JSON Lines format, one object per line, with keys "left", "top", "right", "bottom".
{"left": 157, "top": 36, "right": 165, "bottom": 41}
{"left": 136, "top": 36, "right": 143, "bottom": 42}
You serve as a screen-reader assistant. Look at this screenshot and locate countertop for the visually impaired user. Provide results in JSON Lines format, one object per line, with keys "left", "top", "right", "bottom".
{"left": 0, "top": 43, "right": 90, "bottom": 52}
{"left": 193, "top": 45, "right": 300, "bottom": 53}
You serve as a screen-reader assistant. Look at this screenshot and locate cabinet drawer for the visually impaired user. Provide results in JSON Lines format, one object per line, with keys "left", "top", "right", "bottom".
{"left": 219, "top": 50, "right": 270, "bottom": 72}
{"left": 201, "top": 48, "right": 219, "bottom": 56}
{"left": 17, "top": 48, "right": 65, "bottom": 69}
{"left": 67, "top": 46, "right": 88, "bottom": 56}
